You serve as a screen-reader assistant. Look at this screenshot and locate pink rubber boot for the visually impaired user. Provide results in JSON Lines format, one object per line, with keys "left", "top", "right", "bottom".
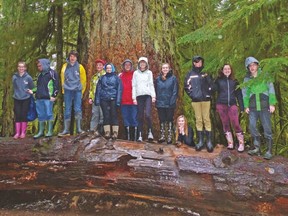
{"left": 20, "top": 122, "right": 28, "bottom": 138}
{"left": 13, "top": 122, "right": 21, "bottom": 139}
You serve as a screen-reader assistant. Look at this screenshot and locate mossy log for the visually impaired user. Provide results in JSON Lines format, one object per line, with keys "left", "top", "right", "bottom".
{"left": 0, "top": 134, "right": 287, "bottom": 215}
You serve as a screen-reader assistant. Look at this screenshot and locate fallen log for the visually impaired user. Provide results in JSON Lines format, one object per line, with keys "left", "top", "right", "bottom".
{"left": 0, "top": 134, "right": 287, "bottom": 215}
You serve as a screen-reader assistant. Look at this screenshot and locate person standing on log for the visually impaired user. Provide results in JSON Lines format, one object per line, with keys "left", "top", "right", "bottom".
{"left": 213, "top": 64, "right": 245, "bottom": 152}
{"left": 31, "top": 59, "right": 59, "bottom": 139}
{"left": 132, "top": 57, "right": 156, "bottom": 142}
{"left": 242, "top": 57, "right": 277, "bottom": 160}
{"left": 184, "top": 56, "right": 214, "bottom": 152}
{"left": 119, "top": 59, "right": 138, "bottom": 141}
{"left": 155, "top": 63, "right": 178, "bottom": 144}
{"left": 58, "top": 50, "right": 87, "bottom": 136}
{"left": 12, "top": 61, "right": 35, "bottom": 139}
{"left": 88, "top": 59, "right": 106, "bottom": 135}
{"left": 175, "top": 115, "right": 195, "bottom": 147}
{"left": 95, "top": 63, "right": 122, "bottom": 140}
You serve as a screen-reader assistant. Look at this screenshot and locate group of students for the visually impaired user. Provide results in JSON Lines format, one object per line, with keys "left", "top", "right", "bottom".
{"left": 12, "top": 52, "right": 276, "bottom": 160}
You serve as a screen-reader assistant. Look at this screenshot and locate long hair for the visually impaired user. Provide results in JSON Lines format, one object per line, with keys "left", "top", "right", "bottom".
{"left": 175, "top": 115, "right": 188, "bottom": 141}
{"left": 218, "top": 63, "right": 235, "bottom": 80}
{"left": 160, "top": 63, "right": 170, "bottom": 80}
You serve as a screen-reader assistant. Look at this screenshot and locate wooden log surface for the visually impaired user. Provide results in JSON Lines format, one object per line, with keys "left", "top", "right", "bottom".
{"left": 0, "top": 133, "right": 287, "bottom": 216}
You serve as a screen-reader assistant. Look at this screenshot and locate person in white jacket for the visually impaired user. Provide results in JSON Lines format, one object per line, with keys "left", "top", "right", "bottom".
{"left": 132, "top": 57, "right": 156, "bottom": 142}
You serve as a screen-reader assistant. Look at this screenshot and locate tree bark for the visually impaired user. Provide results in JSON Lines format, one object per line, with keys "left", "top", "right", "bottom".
{"left": 80, "top": 1, "right": 183, "bottom": 137}
{"left": 0, "top": 135, "right": 287, "bottom": 215}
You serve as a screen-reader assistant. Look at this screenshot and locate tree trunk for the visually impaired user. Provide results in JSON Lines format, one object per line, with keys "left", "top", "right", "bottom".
{"left": 0, "top": 135, "right": 287, "bottom": 215}
{"left": 80, "top": 0, "right": 183, "bottom": 138}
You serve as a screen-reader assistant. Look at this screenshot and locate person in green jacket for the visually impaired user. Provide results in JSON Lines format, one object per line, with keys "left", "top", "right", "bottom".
{"left": 242, "top": 57, "right": 277, "bottom": 160}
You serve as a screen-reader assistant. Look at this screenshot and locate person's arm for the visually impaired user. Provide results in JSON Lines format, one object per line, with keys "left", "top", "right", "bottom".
{"left": 268, "top": 82, "right": 277, "bottom": 113}
{"left": 94, "top": 77, "right": 102, "bottom": 106}
{"left": 132, "top": 71, "right": 137, "bottom": 104}
{"left": 116, "top": 77, "right": 123, "bottom": 106}
{"left": 149, "top": 71, "right": 156, "bottom": 102}
{"left": 60, "top": 63, "right": 66, "bottom": 94}
{"left": 235, "top": 80, "right": 244, "bottom": 112}
{"left": 170, "top": 76, "right": 178, "bottom": 106}
{"left": 79, "top": 64, "right": 87, "bottom": 95}
{"left": 52, "top": 71, "right": 59, "bottom": 98}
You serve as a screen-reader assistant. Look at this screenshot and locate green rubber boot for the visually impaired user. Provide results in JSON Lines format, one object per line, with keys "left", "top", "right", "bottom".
{"left": 248, "top": 136, "right": 261, "bottom": 156}
{"left": 34, "top": 121, "right": 45, "bottom": 139}
{"left": 45, "top": 121, "right": 54, "bottom": 137}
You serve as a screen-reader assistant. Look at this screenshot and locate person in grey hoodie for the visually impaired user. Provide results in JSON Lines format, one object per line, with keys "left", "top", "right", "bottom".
{"left": 132, "top": 57, "right": 156, "bottom": 142}
{"left": 28, "top": 58, "right": 59, "bottom": 139}
{"left": 12, "top": 61, "right": 34, "bottom": 139}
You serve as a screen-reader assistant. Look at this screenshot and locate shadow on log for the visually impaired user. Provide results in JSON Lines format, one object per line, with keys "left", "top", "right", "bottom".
{"left": 0, "top": 134, "right": 287, "bottom": 216}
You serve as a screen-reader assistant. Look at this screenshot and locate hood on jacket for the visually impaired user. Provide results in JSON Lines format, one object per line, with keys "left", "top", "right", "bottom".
{"left": 38, "top": 58, "right": 51, "bottom": 73}
{"left": 137, "top": 57, "right": 149, "bottom": 72}
{"left": 245, "top": 56, "right": 259, "bottom": 69}
{"left": 104, "top": 63, "right": 116, "bottom": 73}
{"left": 122, "top": 59, "right": 133, "bottom": 71}
{"left": 192, "top": 55, "right": 204, "bottom": 72}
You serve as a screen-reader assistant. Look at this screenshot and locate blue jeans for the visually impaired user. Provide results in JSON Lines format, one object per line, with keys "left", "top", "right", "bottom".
{"left": 35, "top": 99, "right": 54, "bottom": 121}
{"left": 249, "top": 110, "right": 272, "bottom": 140}
{"left": 64, "top": 89, "right": 82, "bottom": 120}
{"left": 121, "top": 105, "right": 138, "bottom": 127}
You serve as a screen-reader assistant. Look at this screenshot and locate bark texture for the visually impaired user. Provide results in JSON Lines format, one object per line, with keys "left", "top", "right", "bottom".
{"left": 0, "top": 135, "right": 287, "bottom": 215}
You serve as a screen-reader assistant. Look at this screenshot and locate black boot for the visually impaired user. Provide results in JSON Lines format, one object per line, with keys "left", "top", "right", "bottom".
{"left": 124, "top": 126, "right": 130, "bottom": 140}
{"left": 195, "top": 131, "right": 204, "bottom": 151}
{"left": 206, "top": 130, "right": 214, "bottom": 153}
{"left": 97, "top": 123, "right": 104, "bottom": 136}
{"left": 158, "top": 123, "right": 165, "bottom": 143}
{"left": 167, "top": 122, "right": 173, "bottom": 144}
{"left": 263, "top": 138, "right": 273, "bottom": 160}
{"left": 248, "top": 136, "right": 261, "bottom": 156}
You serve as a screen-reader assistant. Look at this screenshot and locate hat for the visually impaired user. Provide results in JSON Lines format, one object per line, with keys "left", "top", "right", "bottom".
{"left": 95, "top": 59, "right": 106, "bottom": 65}
{"left": 68, "top": 50, "right": 79, "bottom": 58}
{"left": 192, "top": 56, "right": 204, "bottom": 63}
{"left": 245, "top": 56, "right": 259, "bottom": 68}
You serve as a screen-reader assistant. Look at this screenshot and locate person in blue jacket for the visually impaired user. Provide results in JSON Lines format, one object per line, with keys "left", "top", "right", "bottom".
{"left": 155, "top": 63, "right": 178, "bottom": 144}
{"left": 95, "top": 63, "right": 122, "bottom": 140}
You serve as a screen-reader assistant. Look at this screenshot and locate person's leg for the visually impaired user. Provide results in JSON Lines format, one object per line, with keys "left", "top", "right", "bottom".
{"left": 34, "top": 100, "right": 46, "bottom": 139}
{"left": 90, "top": 103, "right": 99, "bottom": 131}
{"left": 130, "top": 105, "right": 138, "bottom": 141}
{"left": 201, "top": 101, "right": 213, "bottom": 152}
{"left": 192, "top": 102, "right": 205, "bottom": 151}
{"left": 166, "top": 108, "right": 175, "bottom": 144}
{"left": 228, "top": 105, "right": 244, "bottom": 152}
{"left": 74, "top": 90, "right": 84, "bottom": 133}
{"left": 101, "top": 100, "right": 111, "bottom": 139}
{"left": 145, "top": 96, "right": 153, "bottom": 141}
{"left": 110, "top": 100, "right": 119, "bottom": 140}
{"left": 45, "top": 100, "right": 54, "bottom": 137}
{"left": 248, "top": 111, "right": 261, "bottom": 155}
{"left": 260, "top": 110, "right": 273, "bottom": 159}
{"left": 13, "top": 99, "right": 22, "bottom": 139}
{"left": 157, "top": 108, "right": 166, "bottom": 143}
{"left": 136, "top": 96, "right": 146, "bottom": 141}
{"left": 121, "top": 105, "right": 130, "bottom": 140}
{"left": 217, "top": 104, "right": 233, "bottom": 149}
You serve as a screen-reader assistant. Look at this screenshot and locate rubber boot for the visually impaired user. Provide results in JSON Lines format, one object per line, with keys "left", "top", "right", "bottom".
{"left": 112, "top": 125, "right": 119, "bottom": 140}
{"left": 236, "top": 132, "right": 245, "bottom": 153}
{"left": 248, "top": 136, "right": 261, "bottom": 156}
{"left": 131, "top": 127, "right": 138, "bottom": 141}
{"left": 20, "top": 122, "right": 28, "bottom": 139}
{"left": 147, "top": 128, "right": 154, "bottom": 142}
{"left": 137, "top": 131, "right": 143, "bottom": 142}
{"left": 98, "top": 123, "right": 104, "bottom": 136}
{"left": 45, "top": 121, "right": 54, "bottom": 137}
{"left": 34, "top": 121, "right": 45, "bottom": 139}
{"left": 167, "top": 122, "right": 173, "bottom": 144}
{"left": 13, "top": 122, "right": 21, "bottom": 139}
{"left": 124, "top": 126, "right": 130, "bottom": 140}
{"left": 58, "top": 120, "right": 71, "bottom": 137}
{"left": 158, "top": 123, "right": 165, "bottom": 143}
{"left": 104, "top": 125, "right": 111, "bottom": 139}
{"left": 195, "top": 131, "right": 204, "bottom": 151}
{"left": 225, "top": 131, "right": 234, "bottom": 150}
{"left": 76, "top": 118, "right": 84, "bottom": 134}
{"left": 206, "top": 131, "right": 214, "bottom": 153}
{"left": 263, "top": 138, "right": 273, "bottom": 160}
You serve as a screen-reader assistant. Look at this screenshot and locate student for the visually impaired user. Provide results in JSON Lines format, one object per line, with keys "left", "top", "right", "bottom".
{"left": 95, "top": 63, "right": 122, "bottom": 140}
{"left": 119, "top": 59, "right": 138, "bottom": 141}
{"left": 88, "top": 59, "right": 106, "bottom": 134}
{"left": 242, "top": 57, "right": 276, "bottom": 160}
{"left": 155, "top": 63, "right": 178, "bottom": 144}
{"left": 132, "top": 57, "right": 156, "bottom": 142}
{"left": 175, "top": 115, "right": 195, "bottom": 147}
{"left": 58, "top": 50, "right": 87, "bottom": 136}
{"left": 31, "top": 59, "right": 59, "bottom": 139}
{"left": 184, "top": 56, "right": 214, "bottom": 152}
{"left": 214, "top": 64, "right": 244, "bottom": 152}
{"left": 12, "top": 61, "right": 34, "bottom": 139}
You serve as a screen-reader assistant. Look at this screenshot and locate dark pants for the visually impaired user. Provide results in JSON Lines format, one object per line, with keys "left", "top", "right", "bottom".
{"left": 14, "top": 98, "right": 30, "bottom": 122}
{"left": 100, "top": 100, "right": 118, "bottom": 125}
{"left": 137, "top": 95, "right": 152, "bottom": 133}
{"left": 157, "top": 107, "right": 175, "bottom": 123}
